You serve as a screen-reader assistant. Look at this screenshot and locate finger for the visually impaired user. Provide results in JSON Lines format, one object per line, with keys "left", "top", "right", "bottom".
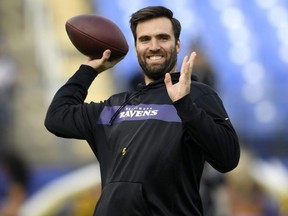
{"left": 180, "top": 55, "right": 189, "bottom": 76}
{"left": 180, "top": 52, "right": 196, "bottom": 82}
{"left": 180, "top": 55, "right": 193, "bottom": 83}
{"left": 187, "top": 52, "right": 197, "bottom": 77}
{"left": 164, "top": 73, "right": 172, "bottom": 88}
{"left": 188, "top": 52, "right": 197, "bottom": 67}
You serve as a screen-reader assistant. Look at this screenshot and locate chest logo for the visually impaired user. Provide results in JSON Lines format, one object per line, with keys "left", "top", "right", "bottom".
{"left": 119, "top": 107, "right": 158, "bottom": 119}
{"left": 97, "top": 104, "right": 181, "bottom": 125}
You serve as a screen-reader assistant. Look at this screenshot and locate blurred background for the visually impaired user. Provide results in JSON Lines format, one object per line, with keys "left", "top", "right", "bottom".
{"left": 0, "top": 0, "right": 287, "bottom": 215}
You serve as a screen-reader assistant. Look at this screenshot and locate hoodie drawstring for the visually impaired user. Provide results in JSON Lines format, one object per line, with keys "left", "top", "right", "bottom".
{"left": 109, "top": 87, "right": 148, "bottom": 125}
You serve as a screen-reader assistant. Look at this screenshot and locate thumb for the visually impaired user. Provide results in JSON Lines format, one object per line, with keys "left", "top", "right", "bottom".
{"left": 101, "top": 49, "right": 111, "bottom": 61}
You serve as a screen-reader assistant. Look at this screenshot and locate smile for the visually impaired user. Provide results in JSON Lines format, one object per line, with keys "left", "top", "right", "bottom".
{"left": 147, "top": 55, "right": 164, "bottom": 62}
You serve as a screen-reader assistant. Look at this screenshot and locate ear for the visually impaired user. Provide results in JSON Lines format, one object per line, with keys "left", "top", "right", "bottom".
{"left": 176, "top": 40, "right": 180, "bottom": 53}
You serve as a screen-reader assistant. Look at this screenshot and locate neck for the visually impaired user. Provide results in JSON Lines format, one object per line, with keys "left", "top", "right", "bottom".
{"left": 144, "top": 67, "right": 177, "bottom": 85}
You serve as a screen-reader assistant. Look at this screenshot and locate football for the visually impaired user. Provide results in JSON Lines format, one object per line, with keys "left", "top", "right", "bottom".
{"left": 65, "top": 14, "right": 129, "bottom": 60}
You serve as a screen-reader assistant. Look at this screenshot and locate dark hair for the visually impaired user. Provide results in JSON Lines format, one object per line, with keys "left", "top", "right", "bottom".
{"left": 130, "top": 6, "right": 181, "bottom": 44}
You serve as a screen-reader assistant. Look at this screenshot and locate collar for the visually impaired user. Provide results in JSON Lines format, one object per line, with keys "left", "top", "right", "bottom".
{"left": 136, "top": 72, "right": 198, "bottom": 90}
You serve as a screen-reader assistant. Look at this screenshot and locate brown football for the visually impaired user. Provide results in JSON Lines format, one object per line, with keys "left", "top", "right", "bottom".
{"left": 65, "top": 14, "right": 129, "bottom": 60}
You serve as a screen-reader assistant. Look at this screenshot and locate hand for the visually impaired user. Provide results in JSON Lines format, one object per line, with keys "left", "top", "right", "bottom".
{"left": 164, "top": 52, "right": 197, "bottom": 102}
{"left": 83, "top": 50, "right": 124, "bottom": 74}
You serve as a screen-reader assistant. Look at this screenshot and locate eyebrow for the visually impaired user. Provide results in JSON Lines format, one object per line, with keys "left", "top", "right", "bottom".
{"left": 138, "top": 33, "right": 171, "bottom": 41}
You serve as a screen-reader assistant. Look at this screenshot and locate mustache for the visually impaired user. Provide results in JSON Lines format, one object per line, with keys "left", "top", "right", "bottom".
{"left": 146, "top": 50, "right": 164, "bottom": 56}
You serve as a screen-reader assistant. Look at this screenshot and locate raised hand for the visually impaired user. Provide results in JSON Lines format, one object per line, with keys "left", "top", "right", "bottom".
{"left": 164, "top": 52, "right": 197, "bottom": 102}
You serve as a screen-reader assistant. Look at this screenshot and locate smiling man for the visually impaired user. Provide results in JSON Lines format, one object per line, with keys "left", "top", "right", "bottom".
{"left": 45, "top": 6, "right": 240, "bottom": 216}
{"left": 135, "top": 16, "right": 180, "bottom": 82}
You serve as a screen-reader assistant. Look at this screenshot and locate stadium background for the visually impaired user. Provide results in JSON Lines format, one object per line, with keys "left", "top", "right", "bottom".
{"left": 0, "top": 0, "right": 287, "bottom": 215}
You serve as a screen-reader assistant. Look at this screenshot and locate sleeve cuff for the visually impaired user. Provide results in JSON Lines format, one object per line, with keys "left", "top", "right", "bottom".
{"left": 68, "top": 64, "right": 99, "bottom": 89}
{"left": 173, "top": 94, "right": 201, "bottom": 121}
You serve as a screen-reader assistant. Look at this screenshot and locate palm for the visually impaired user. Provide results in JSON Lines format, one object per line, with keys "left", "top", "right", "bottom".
{"left": 84, "top": 50, "right": 124, "bottom": 74}
{"left": 165, "top": 52, "right": 197, "bottom": 102}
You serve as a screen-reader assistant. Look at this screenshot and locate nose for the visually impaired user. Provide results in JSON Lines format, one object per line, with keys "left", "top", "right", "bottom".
{"left": 149, "top": 38, "right": 160, "bottom": 51}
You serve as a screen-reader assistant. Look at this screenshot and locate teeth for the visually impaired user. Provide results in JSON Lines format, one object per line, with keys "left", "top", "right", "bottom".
{"left": 149, "top": 56, "right": 162, "bottom": 60}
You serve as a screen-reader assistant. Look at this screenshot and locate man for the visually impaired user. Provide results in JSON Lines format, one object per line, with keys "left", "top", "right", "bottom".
{"left": 45, "top": 6, "right": 240, "bottom": 216}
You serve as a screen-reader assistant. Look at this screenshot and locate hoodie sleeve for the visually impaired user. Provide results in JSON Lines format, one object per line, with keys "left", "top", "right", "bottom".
{"left": 44, "top": 65, "right": 102, "bottom": 140}
{"left": 173, "top": 91, "right": 240, "bottom": 173}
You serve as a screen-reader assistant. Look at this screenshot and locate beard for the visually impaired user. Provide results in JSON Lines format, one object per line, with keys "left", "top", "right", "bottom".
{"left": 137, "top": 47, "right": 178, "bottom": 81}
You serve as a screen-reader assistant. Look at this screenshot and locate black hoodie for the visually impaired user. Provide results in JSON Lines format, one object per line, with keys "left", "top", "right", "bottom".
{"left": 45, "top": 65, "right": 240, "bottom": 216}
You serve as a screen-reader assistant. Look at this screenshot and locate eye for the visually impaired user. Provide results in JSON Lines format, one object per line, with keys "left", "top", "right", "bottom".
{"left": 158, "top": 34, "right": 170, "bottom": 41}
{"left": 138, "top": 36, "right": 150, "bottom": 43}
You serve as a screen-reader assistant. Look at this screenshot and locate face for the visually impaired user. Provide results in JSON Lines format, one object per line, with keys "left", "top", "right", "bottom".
{"left": 135, "top": 17, "right": 180, "bottom": 83}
